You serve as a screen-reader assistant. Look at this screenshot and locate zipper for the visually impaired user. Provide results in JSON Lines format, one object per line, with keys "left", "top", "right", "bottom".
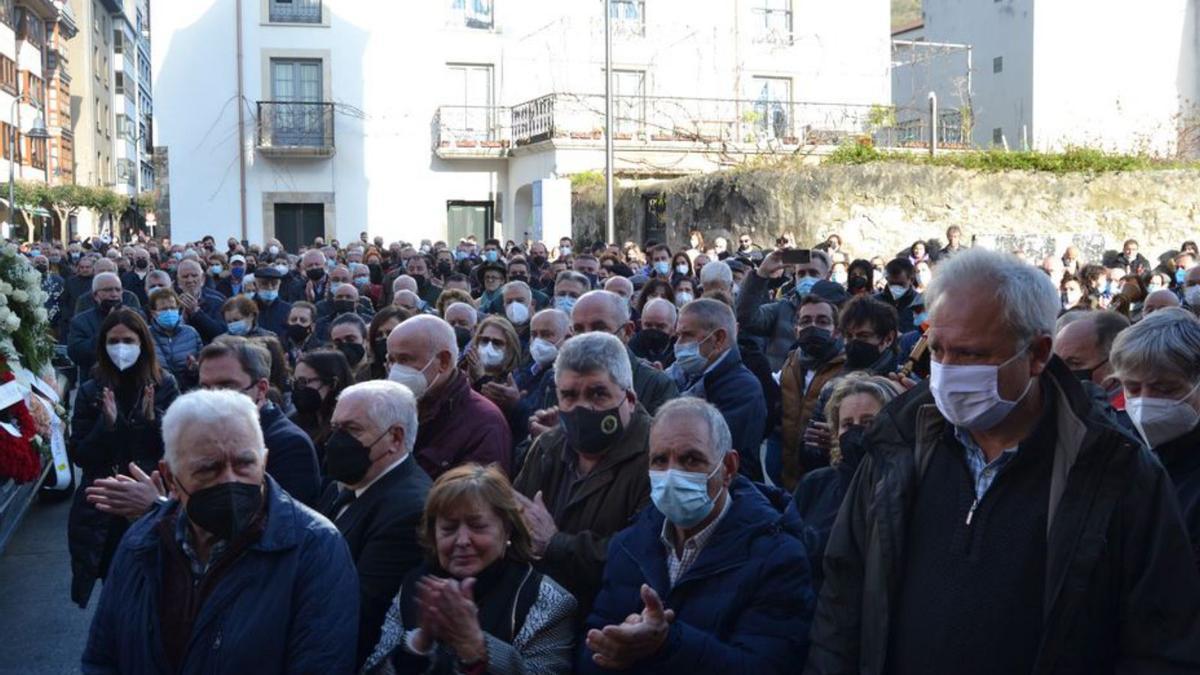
{"left": 965, "top": 498, "right": 979, "bottom": 525}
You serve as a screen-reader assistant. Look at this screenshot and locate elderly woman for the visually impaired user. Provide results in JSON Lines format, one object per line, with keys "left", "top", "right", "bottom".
{"left": 791, "top": 373, "right": 898, "bottom": 591}
{"left": 364, "top": 464, "right": 576, "bottom": 674}
{"left": 465, "top": 315, "right": 522, "bottom": 391}
{"left": 1109, "top": 307, "right": 1200, "bottom": 561}
{"left": 146, "top": 288, "right": 202, "bottom": 392}
{"left": 223, "top": 295, "right": 275, "bottom": 338}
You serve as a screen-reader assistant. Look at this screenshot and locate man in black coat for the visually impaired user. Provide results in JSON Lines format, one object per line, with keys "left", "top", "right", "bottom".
{"left": 251, "top": 266, "right": 294, "bottom": 337}
{"left": 319, "top": 380, "right": 431, "bottom": 669}
{"left": 196, "top": 340, "right": 322, "bottom": 506}
{"left": 175, "top": 259, "right": 228, "bottom": 343}
{"left": 67, "top": 272, "right": 128, "bottom": 383}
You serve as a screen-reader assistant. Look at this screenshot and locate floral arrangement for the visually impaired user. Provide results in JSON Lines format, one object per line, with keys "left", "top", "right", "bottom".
{"left": 0, "top": 366, "right": 41, "bottom": 483}
{"left": 0, "top": 242, "right": 53, "bottom": 373}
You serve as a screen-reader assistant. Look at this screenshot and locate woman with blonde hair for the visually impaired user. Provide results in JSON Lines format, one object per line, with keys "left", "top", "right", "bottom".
{"left": 364, "top": 464, "right": 576, "bottom": 674}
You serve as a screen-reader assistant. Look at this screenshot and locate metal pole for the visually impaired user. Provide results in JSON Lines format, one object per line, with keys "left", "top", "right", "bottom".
{"left": 235, "top": 0, "right": 248, "bottom": 242}
{"left": 603, "top": 0, "right": 615, "bottom": 245}
{"left": 928, "top": 91, "right": 938, "bottom": 157}
{"left": 6, "top": 98, "right": 15, "bottom": 242}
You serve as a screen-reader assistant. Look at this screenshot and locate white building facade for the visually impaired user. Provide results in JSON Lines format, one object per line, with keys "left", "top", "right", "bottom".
{"left": 903, "top": 0, "right": 1200, "bottom": 155}
{"left": 152, "top": 0, "right": 890, "bottom": 249}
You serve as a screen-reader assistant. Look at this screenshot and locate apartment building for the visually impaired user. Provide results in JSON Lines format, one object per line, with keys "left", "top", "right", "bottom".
{"left": 900, "top": 0, "right": 1199, "bottom": 154}
{"left": 66, "top": 0, "right": 116, "bottom": 194}
{"left": 153, "top": 0, "right": 890, "bottom": 248}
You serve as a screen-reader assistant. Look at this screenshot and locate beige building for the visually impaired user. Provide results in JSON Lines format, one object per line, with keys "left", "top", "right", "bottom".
{"left": 66, "top": 0, "right": 116, "bottom": 215}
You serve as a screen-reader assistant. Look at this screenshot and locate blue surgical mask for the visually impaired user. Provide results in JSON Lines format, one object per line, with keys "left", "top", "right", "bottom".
{"left": 484, "top": 250, "right": 499, "bottom": 263}
{"left": 155, "top": 309, "right": 181, "bottom": 329}
{"left": 1176, "top": 269, "right": 1188, "bottom": 285}
{"left": 673, "top": 332, "right": 713, "bottom": 377}
{"left": 654, "top": 261, "right": 671, "bottom": 276}
{"left": 794, "top": 276, "right": 819, "bottom": 296}
{"left": 227, "top": 319, "right": 250, "bottom": 336}
{"left": 650, "top": 463, "right": 723, "bottom": 528}
{"left": 258, "top": 289, "right": 278, "bottom": 303}
{"left": 913, "top": 311, "right": 929, "bottom": 326}
{"left": 555, "top": 295, "right": 577, "bottom": 314}
{"left": 354, "top": 277, "right": 369, "bottom": 288}
{"left": 330, "top": 282, "right": 345, "bottom": 295}
{"left": 209, "top": 265, "right": 223, "bottom": 276}
{"left": 1147, "top": 284, "right": 1163, "bottom": 294}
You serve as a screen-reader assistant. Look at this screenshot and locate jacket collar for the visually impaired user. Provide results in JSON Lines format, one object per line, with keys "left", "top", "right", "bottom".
{"left": 542, "top": 405, "right": 652, "bottom": 512}
{"left": 420, "top": 368, "right": 469, "bottom": 422}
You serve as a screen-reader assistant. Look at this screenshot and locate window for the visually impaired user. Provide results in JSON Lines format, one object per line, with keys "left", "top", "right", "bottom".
{"left": 610, "top": 0, "right": 645, "bottom": 36}
{"left": 610, "top": 69, "right": 646, "bottom": 135}
{"left": 269, "top": 0, "right": 322, "bottom": 24}
{"left": 269, "top": 58, "right": 326, "bottom": 146}
{"left": 115, "top": 71, "right": 124, "bottom": 94}
{"left": 992, "top": 127, "right": 1004, "bottom": 145}
{"left": 26, "top": 135, "right": 46, "bottom": 169}
{"left": 442, "top": 63, "right": 495, "bottom": 140}
{"left": 993, "top": 56, "right": 1003, "bottom": 73}
{"left": 752, "top": 0, "right": 792, "bottom": 40}
{"left": 116, "top": 114, "right": 129, "bottom": 139}
{"left": 117, "top": 158, "right": 135, "bottom": 185}
{"left": 113, "top": 29, "right": 123, "bottom": 54}
{"left": 1, "top": 122, "right": 14, "bottom": 159}
{"left": 0, "top": 0, "right": 12, "bottom": 29}
{"left": 22, "top": 73, "right": 43, "bottom": 107}
{"left": 15, "top": 8, "right": 44, "bottom": 47}
{"left": 449, "top": 0, "right": 493, "bottom": 30}
{"left": 0, "top": 56, "right": 15, "bottom": 96}
{"left": 939, "top": 110, "right": 963, "bottom": 145}
{"left": 750, "top": 76, "right": 792, "bottom": 139}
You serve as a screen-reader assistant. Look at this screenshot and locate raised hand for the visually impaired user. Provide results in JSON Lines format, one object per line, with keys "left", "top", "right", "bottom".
{"left": 586, "top": 584, "right": 675, "bottom": 670}
{"left": 101, "top": 387, "right": 118, "bottom": 427}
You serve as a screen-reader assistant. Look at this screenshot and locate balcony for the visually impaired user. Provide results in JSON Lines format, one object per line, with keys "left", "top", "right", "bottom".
{"left": 435, "top": 93, "right": 951, "bottom": 159}
{"left": 269, "top": 0, "right": 322, "bottom": 24}
{"left": 256, "top": 101, "right": 335, "bottom": 158}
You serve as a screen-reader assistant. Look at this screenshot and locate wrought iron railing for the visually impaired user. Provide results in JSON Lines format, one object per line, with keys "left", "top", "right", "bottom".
{"left": 435, "top": 104, "right": 511, "bottom": 150}
{"left": 269, "top": 0, "right": 322, "bottom": 24}
{"left": 256, "top": 101, "right": 335, "bottom": 152}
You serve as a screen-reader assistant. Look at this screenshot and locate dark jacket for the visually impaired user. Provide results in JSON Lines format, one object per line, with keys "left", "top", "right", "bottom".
{"left": 178, "top": 285, "right": 228, "bottom": 343}
{"left": 317, "top": 456, "right": 432, "bottom": 669}
{"left": 414, "top": 369, "right": 512, "bottom": 479}
{"left": 804, "top": 358, "right": 1200, "bottom": 674}
{"left": 81, "top": 477, "right": 360, "bottom": 674}
{"left": 514, "top": 405, "right": 652, "bottom": 604}
{"left": 148, "top": 322, "right": 202, "bottom": 392}
{"left": 682, "top": 347, "right": 767, "bottom": 482}
{"left": 873, "top": 287, "right": 918, "bottom": 334}
{"left": 627, "top": 347, "right": 678, "bottom": 415}
{"left": 261, "top": 402, "right": 322, "bottom": 507}
{"left": 120, "top": 270, "right": 152, "bottom": 306}
{"left": 510, "top": 361, "right": 557, "bottom": 453}
{"left": 789, "top": 462, "right": 855, "bottom": 595}
{"left": 74, "top": 290, "right": 143, "bottom": 316}
{"left": 68, "top": 373, "right": 180, "bottom": 608}
{"left": 736, "top": 272, "right": 799, "bottom": 372}
{"left": 579, "top": 476, "right": 814, "bottom": 674}
{"left": 67, "top": 308, "right": 105, "bottom": 382}
{"left": 1153, "top": 424, "right": 1200, "bottom": 569}
{"left": 255, "top": 297, "right": 293, "bottom": 338}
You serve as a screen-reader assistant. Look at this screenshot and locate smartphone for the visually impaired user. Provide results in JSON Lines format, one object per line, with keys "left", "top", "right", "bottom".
{"left": 779, "top": 249, "right": 812, "bottom": 265}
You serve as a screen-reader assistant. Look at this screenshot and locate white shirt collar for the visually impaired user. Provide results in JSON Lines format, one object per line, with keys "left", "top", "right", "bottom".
{"left": 349, "top": 452, "right": 410, "bottom": 498}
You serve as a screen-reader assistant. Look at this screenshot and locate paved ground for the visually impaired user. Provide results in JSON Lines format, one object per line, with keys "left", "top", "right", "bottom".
{"left": 0, "top": 495, "right": 95, "bottom": 674}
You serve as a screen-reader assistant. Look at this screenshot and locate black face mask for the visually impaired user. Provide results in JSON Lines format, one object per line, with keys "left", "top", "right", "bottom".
{"left": 844, "top": 339, "right": 883, "bottom": 370}
{"left": 630, "top": 328, "right": 672, "bottom": 358}
{"left": 324, "top": 428, "right": 386, "bottom": 485}
{"left": 436, "top": 261, "right": 452, "bottom": 276}
{"left": 293, "top": 385, "right": 323, "bottom": 414}
{"left": 531, "top": 255, "right": 547, "bottom": 268}
{"left": 796, "top": 326, "right": 837, "bottom": 358}
{"left": 410, "top": 274, "right": 427, "bottom": 289}
{"left": 134, "top": 258, "right": 149, "bottom": 270}
{"left": 305, "top": 268, "right": 325, "bottom": 282}
{"left": 336, "top": 341, "right": 366, "bottom": 367}
{"left": 99, "top": 298, "right": 122, "bottom": 316}
{"left": 509, "top": 274, "right": 528, "bottom": 284}
{"left": 286, "top": 323, "right": 311, "bottom": 345}
{"left": 333, "top": 299, "right": 357, "bottom": 316}
{"left": 372, "top": 337, "right": 387, "bottom": 365}
{"left": 454, "top": 326, "right": 473, "bottom": 352}
{"left": 838, "top": 426, "right": 868, "bottom": 470}
{"left": 35, "top": 264, "right": 48, "bottom": 274}
{"left": 560, "top": 402, "right": 626, "bottom": 455}
{"left": 368, "top": 263, "right": 383, "bottom": 284}
{"left": 178, "top": 480, "right": 263, "bottom": 541}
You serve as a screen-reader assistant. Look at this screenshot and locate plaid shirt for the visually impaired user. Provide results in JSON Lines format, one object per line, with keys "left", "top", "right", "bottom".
{"left": 175, "top": 509, "right": 229, "bottom": 582}
{"left": 659, "top": 494, "right": 733, "bottom": 586}
{"left": 954, "top": 426, "right": 1019, "bottom": 503}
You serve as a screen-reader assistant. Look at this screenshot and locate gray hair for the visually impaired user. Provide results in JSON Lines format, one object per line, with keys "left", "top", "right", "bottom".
{"left": 679, "top": 297, "right": 737, "bottom": 340}
{"left": 1110, "top": 308, "right": 1200, "bottom": 385}
{"left": 653, "top": 397, "right": 733, "bottom": 459}
{"left": 145, "top": 270, "right": 171, "bottom": 288}
{"left": 337, "top": 380, "right": 418, "bottom": 452}
{"left": 642, "top": 298, "right": 678, "bottom": 326}
{"left": 578, "top": 290, "right": 631, "bottom": 324}
{"left": 533, "top": 308, "right": 570, "bottom": 335}
{"left": 201, "top": 338, "right": 272, "bottom": 383}
{"left": 501, "top": 280, "right": 532, "bottom": 302}
{"left": 92, "top": 271, "right": 121, "bottom": 293}
{"left": 162, "top": 390, "right": 265, "bottom": 471}
{"left": 699, "top": 260, "right": 732, "bottom": 290}
{"left": 554, "top": 331, "right": 634, "bottom": 391}
{"left": 349, "top": 262, "right": 369, "bottom": 277}
{"left": 556, "top": 270, "right": 591, "bottom": 290}
{"left": 925, "top": 248, "right": 1059, "bottom": 347}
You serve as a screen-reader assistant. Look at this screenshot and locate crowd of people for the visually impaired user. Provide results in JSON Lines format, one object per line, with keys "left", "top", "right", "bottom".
{"left": 10, "top": 224, "right": 1196, "bottom": 672}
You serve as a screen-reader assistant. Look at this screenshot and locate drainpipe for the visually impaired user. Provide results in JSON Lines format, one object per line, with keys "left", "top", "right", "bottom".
{"left": 235, "top": 0, "right": 247, "bottom": 241}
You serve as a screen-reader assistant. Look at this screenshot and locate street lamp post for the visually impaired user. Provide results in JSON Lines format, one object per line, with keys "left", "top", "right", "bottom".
{"left": 2, "top": 98, "right": 49, "bottom": 242}
{"left": 603, "top": 0, "right": 615, "bottom": 246}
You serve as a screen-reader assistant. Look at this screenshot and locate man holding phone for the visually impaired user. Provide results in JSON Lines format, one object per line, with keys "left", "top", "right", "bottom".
{"left": 735, "top": 247, "right": 831, "bottom": 371}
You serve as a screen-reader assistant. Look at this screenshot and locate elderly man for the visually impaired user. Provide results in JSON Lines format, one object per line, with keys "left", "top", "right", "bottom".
{"left": 120, "top": 247, "right": 154, "bottom": 306}
{"left": 176, "top": 258, "right": 228, "bottom": 342}
{"left": 1110, "top": 308, "right": 1200, "bottom": 565}
{"left": 580, "top": 398, "right": 813, "bottom": 675}
{"left": 1143, "top": 288, "right": 1182, "bottom": 316}
{"left": 604, "top": 275, "right": 635, "bottom": 311}
{"left": 1054, "top": 311, "right": 1131, "bottom": 428}
{"left": 250, "top": 265, "right": 293, "bottom": 337}
{"left": 67, "top": 272, "right": 127, "bottom": 382}
{"left": 144, "top": 270, "right": 171, "bottom": 298}
{"left": 499, "top": 280, "right": 534, "bottom": 347}
{"left": 672, "top": 298, "right": 767, "bottom": 481}
{"left": 387, "top": 314, "right": 511, "bottom": 478}
{"left": 295, "top": 249, "right": 331, "bottom": 303}
{"left": 62, "top": 253, "right": 96, "bottom": 324}
{"left": 74, "top": 258, "right": 142, "bottom": 314}
{"left": 806, "top": 249, "right": 1200, "bottom": 674}
{"left": 552, "top": 270, "right": 590, "bottom": 315}
{"left": 566, "top": 290, "right": 679, "bottom": 415}
{"left": 629, "top": 297, "right": 678, "bottom": 366}
{"left": 737, "top": 248, "right": 832, "bottom": 371}
{"left": 318, "top": 380, "right": 432, "bottom": 668}
{"left": 514, "top": 332, "right": 653, "bottom": 605}
{"left": 315, "top": 282, "right": 373, "bottom": 343}
{"left": 699, "top": 260, "right": 733, "bottom": 297}
{"left": 443, "top": 301, "right": 478, "bottom": 336}
{"left": 485, "top": 308, "right": 570, "bottom": 451}
{"left": 81, "top": 390, "right": 358, "bottom": 673}
{"left": 393, "top": 289, "right": 423, "bottom": 314}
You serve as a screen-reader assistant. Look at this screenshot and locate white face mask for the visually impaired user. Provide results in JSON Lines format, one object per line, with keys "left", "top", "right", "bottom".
{"left": 107, "top": 343, "right": 141, "bottom": 371}
{"left": 888, "top": 284, "right": 908, "bottom": 300}
{"left": 675, "top": 292, "right": 694, "bottom": 307}
{"left": 505, "top": 301, "right": 530, "bottom": 325}
{"left": 1126, "top": 383, "right": 1200, "bottom": 448}
{"left": 388, "top": 356, "right": 435, "bottom": 399}
{"left": 929, "top": 348, "right": 1033, "bottom": 431}
{"left": 478, "top": 342, "right": 505, "bottom": 369}
{"left": 530, "top": 337, "right": 558, "bottom": 366}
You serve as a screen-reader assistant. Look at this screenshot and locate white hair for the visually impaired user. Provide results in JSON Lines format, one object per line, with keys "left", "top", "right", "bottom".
{"left": 532, "top": 308, "right": 570, "bottom": 335}
{"left": 653, "top": 397, "right": 732, "bottom": 459}
{"left": 925, "top": 247, "right": 1060, "bottom": 347}
{"left": 555, "top": 331, "right": 634, "bottom": 391}
{"left": 642, "top": 297, "right": 678, "bottom": 326}
{"left": 162, "top": 390, "right": 265, "bottom": 472}
{"left": 337, "top": 380, "right": 418, "bottom": 452}
{"left": 699, "top": 260, "right": 733, "bottom": 290}
{"left": 680, "top": 297, "right": 737, "bottom": 340}
{"left": 407, "top": 314, "right": 460, "bottom": 364}
{"left": 1111, "top": 308, "right": 1200, "bottom": 385}
{"left": 502, "top": 280, "right": 532, "bottom": 302}
{"left": 577, "top": 290, "right": 630, "bottom": 324}
{"left": 92, "top": 271, "right": 121, "bottom": 293}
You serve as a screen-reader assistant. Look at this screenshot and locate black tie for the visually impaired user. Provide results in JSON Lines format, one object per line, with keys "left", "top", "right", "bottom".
{"left": 330, "top": 488, "right": 356, "bottom": 517}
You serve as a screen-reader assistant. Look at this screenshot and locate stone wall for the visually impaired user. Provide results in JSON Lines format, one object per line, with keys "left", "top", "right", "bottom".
{"left": 572, "top": 163, "right": 1200, "bottom": 263}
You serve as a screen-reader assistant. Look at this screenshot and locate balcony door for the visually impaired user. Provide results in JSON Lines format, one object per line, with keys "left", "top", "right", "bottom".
{"left": 443, "top": 63, "right": 494, "bottom": 141}
{"left": 447, "top": 200, "right": 493, "bottom": 244}
{"left": 271, "top": 58, "right": 323, "bottom": 147}
{"left": 274, "top": 203, "right": 325, "bottom": 251}
{"left": 612, "top": 69, "right": 646, "bottom": 136}
{"left": 750, "top": 76, "right": 791, "bottom": 139}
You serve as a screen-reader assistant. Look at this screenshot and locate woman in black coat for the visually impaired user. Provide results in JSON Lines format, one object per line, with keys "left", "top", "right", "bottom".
{"left": 68, "top": 308, "right": 179, "bottom": 608}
